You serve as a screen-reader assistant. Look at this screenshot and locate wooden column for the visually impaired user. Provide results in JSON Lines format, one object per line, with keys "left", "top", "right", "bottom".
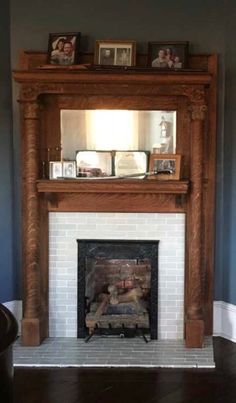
{"left": 21, "top": 100, "right": 43, "bottom": 346}
{"left": 185, "top": 104, "right": 207, "bottom": 348}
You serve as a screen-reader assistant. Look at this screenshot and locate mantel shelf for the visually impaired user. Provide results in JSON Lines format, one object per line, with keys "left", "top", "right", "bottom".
{"left": 13, "top": 68, "right": 212, "bottom": 86}
{"left": 37, "top": 179, "right": 190, "bottom": 194}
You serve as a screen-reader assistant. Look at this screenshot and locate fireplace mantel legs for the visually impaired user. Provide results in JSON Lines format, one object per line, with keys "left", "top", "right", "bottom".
{"left": 21, "top": 101, "right": 46, "bottom": 345}
{"left": 185, "top": 107, "right": 206, "bottom": 347}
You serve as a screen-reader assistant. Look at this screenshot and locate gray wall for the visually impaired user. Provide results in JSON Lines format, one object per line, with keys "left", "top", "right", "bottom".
{"left": 5, "top": 0, "right": 234, "bottom": 303}
{"left": 0, "top": 0, "right": 15, "bottom": 302}
{"left": 220, "top": 2, "right": 236, "bottom": 304}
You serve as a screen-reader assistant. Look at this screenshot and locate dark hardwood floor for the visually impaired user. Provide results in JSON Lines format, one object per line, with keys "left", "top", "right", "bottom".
{"left": 13, "top": 337, "right": 236, "bottom": 403}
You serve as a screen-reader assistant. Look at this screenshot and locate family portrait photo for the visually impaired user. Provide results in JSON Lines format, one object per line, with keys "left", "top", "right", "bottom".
{"left": 148, "top": 42, "right": 188, "bottom": 69}
{"left": 47, "top": 32, "right": 80, "bottom": 65}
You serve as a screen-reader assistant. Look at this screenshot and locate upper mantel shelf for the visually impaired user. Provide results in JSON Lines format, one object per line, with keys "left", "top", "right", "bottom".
{"left": 37, "top": 179, "right": 189, "bottom": 194}
{"left": 13, "top": 67, "right": 213, "bottom": 86}
{"left": 12, "top": 51, "right": 216, "bottom": 86}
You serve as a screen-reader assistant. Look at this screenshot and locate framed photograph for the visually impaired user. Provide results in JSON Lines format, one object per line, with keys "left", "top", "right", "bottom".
{"left": 49, "top": 161, "right": 63, "bottom": 179}
{"left": 62, "top": 161, "right": 76, "bottom": 178}
{"left": 147, "top": 42, "right": 188, "bottom": 69}
{"left": 114, "top": 151, "right": 149, "bottom": 177}
{"left": 149, "top": 154, "right": 182, "bottom": 180}
{"left": 76, "top": 151, "right": 112, "bottom": 177}
{"left": 94, "top": 40, "right": 136, "bottom": 66}
{"left": 47, "top": 32, "right": 80, "bottom": 66}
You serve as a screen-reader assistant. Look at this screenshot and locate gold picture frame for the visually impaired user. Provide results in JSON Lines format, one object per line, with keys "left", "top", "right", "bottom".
{"left": 149, "top": 154, "right": 182, "bottom": 180}
{"left": 94, "top": 40, "right": 136, "bottom": 66}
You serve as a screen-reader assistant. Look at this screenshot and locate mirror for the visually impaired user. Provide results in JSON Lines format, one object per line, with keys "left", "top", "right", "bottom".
{"left": 61, "top": 110, "right": 176, "bottom": 160}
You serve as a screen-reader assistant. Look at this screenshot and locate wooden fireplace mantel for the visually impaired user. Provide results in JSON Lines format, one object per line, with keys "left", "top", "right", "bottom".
{"left": 37, "top": 179, "right": 189, "bottom": 194}
{"left": 13, "top": 51, "right": 217, "bottom": 347}
{"left": 37, "top": 179, "right": 189, "bottom": 213}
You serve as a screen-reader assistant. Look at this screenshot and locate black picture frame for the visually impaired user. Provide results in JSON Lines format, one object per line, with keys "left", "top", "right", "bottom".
{"left": 114, "top": 151, "right": 149, "bottom": 176}
{"left": 75, "top": 150, "right": 113, "bottom": 177}
{"left": 47, "top": 32, "right": 81, "bottom": 66}
{"left": 147, "top": 41, "right": 189, "bottom": 69}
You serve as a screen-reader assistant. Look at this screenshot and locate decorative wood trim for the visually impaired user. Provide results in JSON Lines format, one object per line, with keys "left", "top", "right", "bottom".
{"left": 22, "top": 101, "right": 40, "bottom": 318}
{"left": 37, "top": 180, "right": 189, "bottom": 214}
{"left": 47, "top": 193, "right": 186, "bottom": 213}
{"left": 37, "top": 179, "right": 189, "bottom": 194}
{"left": 185, "top": 103, "right": 206, "bottom": 346}
{"left": 14, "top": 52, "right": 217, "bottom": 347}
{"left": 21, "top": 101, "right": 42, "bottom": 345}
{"left": 13, "top": 69, "right": 213, "bottom": 88}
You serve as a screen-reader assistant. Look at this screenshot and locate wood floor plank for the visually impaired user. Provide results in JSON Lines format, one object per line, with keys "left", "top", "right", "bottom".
{"left": 13, "top": 337, "right": 236, "bottom": 403}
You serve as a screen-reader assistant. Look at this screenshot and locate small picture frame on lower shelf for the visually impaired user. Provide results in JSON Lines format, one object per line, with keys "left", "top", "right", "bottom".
{"left": 149, "top": 154, "right": 182, "bottom": 180}
{"left": 49, "top": 161, "right": 63, "bottom": 179}
{"left": 62, "top": 161, "right": 76, "bottom": 178}
{"left": 76, "top": 150, "right": 112, "bottom": 177}
{"left": 114, "top": 151, "right": 149, "bottom": 177}
{"left": 49, "top": 161, "right": 76, "bottom": 179}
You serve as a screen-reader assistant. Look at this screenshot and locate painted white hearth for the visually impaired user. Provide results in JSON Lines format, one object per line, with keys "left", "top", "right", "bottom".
{"left": 49, "top": 212, "right": 185, "bottom": 339}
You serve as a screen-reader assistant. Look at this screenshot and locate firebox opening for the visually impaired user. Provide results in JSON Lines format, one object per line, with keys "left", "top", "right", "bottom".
{"left": 77, "top": 240, "right": 159, "bottom": 339}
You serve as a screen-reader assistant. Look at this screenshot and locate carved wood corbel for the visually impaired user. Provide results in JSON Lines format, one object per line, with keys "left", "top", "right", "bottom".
{"left": 20, "top": 83, "right": 60, "bottom": 101}
{"left": 188, "top": 104, "right": 207, "bottom": 121}
{"left": 45, "top": 192, "right": 58, "bottom": 208}
{"left": 21, "top": 84, "right": 41, "bottom": 101}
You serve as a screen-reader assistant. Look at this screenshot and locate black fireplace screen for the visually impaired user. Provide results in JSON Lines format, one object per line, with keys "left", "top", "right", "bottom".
{"left": 77, "top": 240, "right": 159, "bottom": 339}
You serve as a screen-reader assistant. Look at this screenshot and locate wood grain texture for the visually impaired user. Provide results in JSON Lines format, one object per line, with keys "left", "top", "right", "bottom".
{"left": 185, "top": 319, "right": 204, "bottom": 348}
{"left": 47, "top": 193, "right": 186, "bottom": 213}
{"left": 22, "top": 102, "right": 40, "bottom": 320}
{"left": 12, "top": 338, "right": 236, "bottom": 403}
{"left": 37, "top": 179, "right": 189, "bottom": 194}
{"left": 14, "top": 52, "right": 217, "bottom": 347}
{"left": 187, "top": 116, "right": 205, "bottom": 323}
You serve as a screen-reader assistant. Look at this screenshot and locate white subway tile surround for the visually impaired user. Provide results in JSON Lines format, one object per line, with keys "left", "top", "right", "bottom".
{"left": 49, "top": 213, "right": 185, "bottom": 339}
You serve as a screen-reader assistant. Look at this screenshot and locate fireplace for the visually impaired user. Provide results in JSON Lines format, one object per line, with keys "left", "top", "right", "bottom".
{"left": 77, "top": 239, "right": 159, "bottom": 339}
{"left": 49, "top": 212, "right": 185, "bottom": 340}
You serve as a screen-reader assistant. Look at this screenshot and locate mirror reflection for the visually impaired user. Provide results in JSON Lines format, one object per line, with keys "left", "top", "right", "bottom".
{"left": 61, "top": 110, "right": 176, "bottom": 160}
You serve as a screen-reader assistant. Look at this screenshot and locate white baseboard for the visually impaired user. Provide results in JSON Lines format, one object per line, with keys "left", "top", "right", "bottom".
{"left": 2, "top": 299, "right": 236, "bottom": 342}
{"left": 213, "top": 301, "right": 236, "bottom": 343}
{"left": 3, "top": 300, "right": 22, "bottom": 335}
